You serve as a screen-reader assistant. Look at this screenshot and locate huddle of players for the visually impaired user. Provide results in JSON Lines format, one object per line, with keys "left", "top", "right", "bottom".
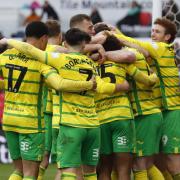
{"left": 0, "top": 13, "right": 180, "bottom": 180}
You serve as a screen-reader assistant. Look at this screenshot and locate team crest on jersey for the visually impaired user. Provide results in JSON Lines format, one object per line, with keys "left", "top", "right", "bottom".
{"left": 151, "top": 42, "right": 158, "bottom": 49}
{"left": 166, "top": 45, "right": 174, "bottom": 52}
{"left": 51, "top": 52, "right": 60, "bottom": 58}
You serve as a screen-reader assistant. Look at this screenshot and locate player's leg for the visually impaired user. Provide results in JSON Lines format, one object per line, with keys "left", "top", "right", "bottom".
{"left": 162, "top": 110, "right": 180, "bottom": 178}
{"left": 82, "top": 127, "right": 100, "bottom": 180}
{"left": 37, "top": 113, "right": 52, "bottom": 180}
{"left": 165, "top": 154, "right": 180, "bottom": 179}
{"left": 52, "top": 130, "right": 82, "bottom": 180}
{"left": 112, "top": 119, "right": 135, "bottom": 180}
{"left": 98, "top": 155, "right": 113, "bottom": 180}
{"left": 133, "top": 113, "right": 164, "bottom": 180}
{"left": 154, "top": 153, "right": 173, "bottom": 180}
{"left": 52, "top": 128, "right": 61, "bottom": 180}
{"left": 162, "top": 110, "right": 180, "bottom": 175}
{"left": 20, "top": 132, "right": 45, "bottom": 179}
{"left": 114, "top": 153, "right": 132, "bottom": 180}
{"left": 98, "top": 122, "right": 113, "bottom": 180}
{"left": 5, "top": 131, "right": 23, "bottom": 180}
{"left": 57, "top": 125, "right": 86, "bottom": 180}
{"left": 76, "top": 167, "right": 83, "bottom": 180}
{"left": 54, "top": 169, "right": 61, "bottom": 180}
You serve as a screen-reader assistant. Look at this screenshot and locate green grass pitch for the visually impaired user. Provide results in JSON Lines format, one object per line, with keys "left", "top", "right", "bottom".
{"left": 0, "top": 163, "right": 57, "bottom": 179}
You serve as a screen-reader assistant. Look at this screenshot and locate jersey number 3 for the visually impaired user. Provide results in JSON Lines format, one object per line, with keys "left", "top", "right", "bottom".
{"left": 5, "top": 64, "right": 27, "bottom": 93}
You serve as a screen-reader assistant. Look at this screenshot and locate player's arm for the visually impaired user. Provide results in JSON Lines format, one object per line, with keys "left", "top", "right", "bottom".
{"left": 114, "top": 33, "right": 162, "bottom": 59}
{"left": 90, "top": 31, "right": 107, "bottom": 44}
{"left": 120, "top": 40, "right": 150, "bottom": 58}
{"left": 83, "top": 44, "right": 106, "bottom": 63}
{"left": 2, "top": 38, "right": 47, "bottom": 63}
{"left": 95, "top": 75, "right": 130, "bottom": 94}
{"left": 43, "top": 69, "right": 95, "bottom": 92}
{"left": 1, "top": 38, "right": 60, "bottom": 68}
{"left": 126, "top": 64, "right": 158, "bottom": 87}
{"left": 105, "top": 49, "right": 136, "bottom": 64}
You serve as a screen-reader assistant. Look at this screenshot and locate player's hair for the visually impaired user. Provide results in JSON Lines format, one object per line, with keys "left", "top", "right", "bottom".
{"left": 94, "top": 22, "right": 124, "bottom": 51}
{"left": 154, "top": 18, "right": 177, "bottom": 43}
{"left": 103, "top": 36, "right": 124, "bottom": 51}
{"left": 46, "top": 20, "right": 61, "bottom": 37}
{"left": 70, "top": 14, "right": 91, "bottom": 28}
{"left": 65, "top": 28, "right": 91, "bottom": 46}
{"left": 25, "top": 21, "right": 48, "bottom": 38}
{"left": 94, "top": 23, "right": 111, "bottom": 34}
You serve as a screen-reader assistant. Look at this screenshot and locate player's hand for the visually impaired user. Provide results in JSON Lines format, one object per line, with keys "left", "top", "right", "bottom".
{"left": 97, "top": 44, "right": 106, "bottom": 64}
{"left": 93, "top": 31, "right": 107, "bottom": 44}
{"left": 115, "top": 80, "right": 130, "bottom": 93}
{"left": 104, "top": 30, "right": 114, "bottom": 37}
{"left": 0, "top": 38, "right": 8, "bottom": 45}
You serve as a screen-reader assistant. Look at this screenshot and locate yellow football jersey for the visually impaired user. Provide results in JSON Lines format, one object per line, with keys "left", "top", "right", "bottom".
{"left": 43, "top": 44, "right": 58, "bottom": 115}
{"left": 45, "top": 44, "right": 60, "bottom": 129}
{"left": 43, "top": 86, "right": 53, "bottom": 115}
{"left": 127, "top": 48, "right": 161, "bottom": 116}
{"left": 115, "top": 33, "right": 180, "bottom": 110}
{"left": 95, "top": 61, "right": 133, "bottom": 124}
{"left": 0, "top": 48, "right": 55, "bottom": 133}
{"left": 147, "top": 57, "right": 163, "bottom": 110}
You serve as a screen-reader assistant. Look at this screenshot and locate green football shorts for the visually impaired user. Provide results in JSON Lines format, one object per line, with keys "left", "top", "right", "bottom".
{"left": 51, "top": 128, "right": 59, "bottom": 163}
{"left": 57, "top": 125, "right": 100, "bottom": 168}
{"left": 5, "top": 131, "right": 44, "bottom": 161}
{"left": 135, "top": 112, "right": 163, "bottom": 157}
{"left": 44, "top": 113, "right": 52, "bottom": 152}
{"left": 100, "top": 119, "right": 136, "bottom": 155}
{"left": 161, "top": 110, "right": 180, "bottom": 154}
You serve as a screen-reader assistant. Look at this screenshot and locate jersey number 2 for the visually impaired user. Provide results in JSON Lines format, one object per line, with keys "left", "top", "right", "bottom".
{"left": 5, "top": 64, "right": 27, "bottom": 93}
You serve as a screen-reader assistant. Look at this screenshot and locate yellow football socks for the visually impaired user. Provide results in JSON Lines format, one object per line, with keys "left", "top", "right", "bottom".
{"left": 173, "top": 173, "right": 180, "bottom": 180}
{"left": 61, "top": 172, "right": 77, "bottom": 180}
{"left": 111, "top": 170, "right": 118, "bottom": 180}
{"left": 84, "top": 173, "right": 97, "bottom": 180}
{"left": 162, "top": 170, "right": 173, "bottom": 180}
{"left": 9, "top": 171, "right": 23, "bottom": 180}
{"left": 37, "top": 165, "right": 46, "bottom": 180}
{"left": 134, "top": 170, "right": 148, "bottom": 180}
{"left": 148, "top": 165, "right": 164, "bottom": 180}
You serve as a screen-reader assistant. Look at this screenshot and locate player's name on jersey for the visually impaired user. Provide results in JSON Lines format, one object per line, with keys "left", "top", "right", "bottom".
{"left": 72, "top": 106, "right": 94, "bottom": 114}
{"left": 8, "top": 53, "right": 35, "bottom": 63}
{"left": 64, "top": 56, "right": 96, "bottom": 69}
{"left": 96, "top": 99, "right": 120, "bottom": 109}
{"left": 5, "top": 105, "right": 24, "bottom": 112}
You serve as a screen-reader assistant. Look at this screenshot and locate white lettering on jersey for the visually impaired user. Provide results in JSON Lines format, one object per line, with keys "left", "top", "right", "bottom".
{"left": 117, "top": 136, "right": 127, "bottom": 145}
